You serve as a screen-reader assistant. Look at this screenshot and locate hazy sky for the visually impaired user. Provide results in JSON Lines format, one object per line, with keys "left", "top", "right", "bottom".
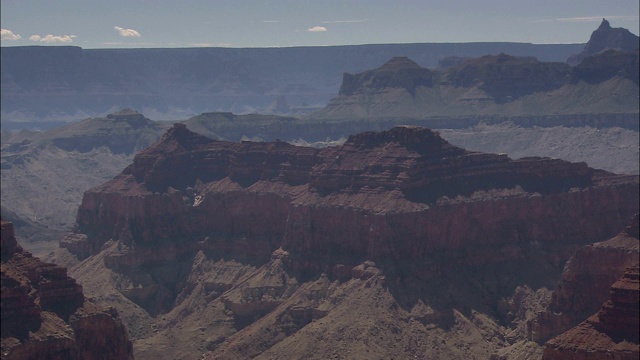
{"left": 1, "top": 0, "right": 639, "bottom": 48}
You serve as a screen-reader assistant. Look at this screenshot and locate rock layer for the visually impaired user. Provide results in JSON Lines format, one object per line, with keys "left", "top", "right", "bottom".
{"left": 62, "top": 125, "right": 638, "bottom": 312}
{"left": 542, "top": 265, "right": 639, "bottom": 360}
{"left": 529, "top": 214, "right": 639, "bottom": 343}
{"left": 56, "top": 124, "right": 640, "bottom": 358}
{"left": 1, "top": 220, "right": 133, "bottom": 359}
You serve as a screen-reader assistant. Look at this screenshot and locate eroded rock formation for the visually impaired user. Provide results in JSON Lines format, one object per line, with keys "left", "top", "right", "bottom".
{"left": 313, "top": 50, "right": 639, "bottom": 119}
{"left": 1, "top": 220, "right": 133, "bottom": 359}
{"left": 542, "top": 265, "right": 639, "bottom": 360}
{"left": 529, "top": 214, "right": 639, "bottom": 343}
{"left": 567, "top": 18, "right": 640, "bottom": 66}
{"left": 63, "top": 124, "right": 637, "bottom": 307}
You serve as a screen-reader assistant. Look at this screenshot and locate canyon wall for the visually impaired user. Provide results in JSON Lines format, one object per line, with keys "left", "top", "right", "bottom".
{"left": 55, "top": 124, "right": 639, "bottom": 358}
{"left": 1, "top": 220, "right": 133, "bottom": 359}
{"left": 63, "top": 125, "right": 638, "bottom": 289}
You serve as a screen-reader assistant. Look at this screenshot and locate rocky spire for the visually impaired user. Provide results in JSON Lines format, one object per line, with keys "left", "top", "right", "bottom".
{"left": 567, "top": 18, "right": 639, "bottom": 65}
{"left": 597, "top": 18, "right": 611, "bottom": 30}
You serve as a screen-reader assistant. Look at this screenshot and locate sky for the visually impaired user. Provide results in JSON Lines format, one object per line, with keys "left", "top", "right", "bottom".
{"left": 1, "top": 0, "right": 639, "bottom": 49}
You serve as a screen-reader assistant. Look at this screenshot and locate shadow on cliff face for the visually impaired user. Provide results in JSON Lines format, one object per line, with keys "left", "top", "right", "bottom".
{"left": 112, "top": 258, "right": 194, "bottom": 317}
{"left": 370, "top": 239, "right": 567, "bottom": 332}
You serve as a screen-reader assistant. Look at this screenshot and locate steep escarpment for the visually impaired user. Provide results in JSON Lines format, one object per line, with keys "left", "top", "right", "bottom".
{"left": 1, "top": 220, "right": 133, "bottom": 359}
{"left": 542, "top": 265, "right": 639, "bottom": 360}
{"left": 59, "top": 124, "right": 639, "bottom": 358}
{"left": 530, "top": 214, "right": 639, "bottom": 343}
{"left": 0, "top": 110, "right": 167, "bottom": 255}
{"left": 65, "top": 124, "right": 637, "bottom": 263}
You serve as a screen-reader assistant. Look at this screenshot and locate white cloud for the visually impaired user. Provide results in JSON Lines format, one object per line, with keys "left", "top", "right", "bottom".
{"left": 114, "top": 26, "right": 141, "bottom": 38}
{"left": 307, "top": 26, "right": 328, "bottom": 32}
{"left": 29, "top": 34, "right": 76, "bottom": 43}
{"left": 1, "top": 29, "right": 22, "bottom": 40}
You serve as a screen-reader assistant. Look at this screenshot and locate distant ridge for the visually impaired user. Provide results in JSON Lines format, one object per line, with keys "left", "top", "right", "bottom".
{"left": 311, "top": 49, "right": 639, "bottom": 119}
{"left": 567, "top": 18, "right": 640, "bottom": 65}
{"left": 1, "top": 42, "right": 583, "bottom": 122}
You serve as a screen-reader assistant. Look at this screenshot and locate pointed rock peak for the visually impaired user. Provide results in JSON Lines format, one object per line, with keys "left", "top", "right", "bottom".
{"left": 157, "top": 122, "right": 213, "bottom": 149}
{"left": 597, "top": 18, "right": 611, "bottom": 30}
{"left": 379, "top": 56, "right": 423, "bottom": 70}
{"left": 1, "top": 220, "right": 20, "bottom": 261}
{"left": 163, "top": 122, "right": 196, "bottom": 141}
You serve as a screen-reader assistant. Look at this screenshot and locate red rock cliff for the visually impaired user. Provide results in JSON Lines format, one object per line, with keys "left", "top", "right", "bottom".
{"left": 529, "top": 213, "right": 639, "bottom": 343}
{"left": 542, "top": 265, "right": 639, "bottom": 360}
{"left": 63, "top": 124, "right": 638, "bottom": 278}
{"left": 1, "top": 220, "right": 133, "bottom": 359}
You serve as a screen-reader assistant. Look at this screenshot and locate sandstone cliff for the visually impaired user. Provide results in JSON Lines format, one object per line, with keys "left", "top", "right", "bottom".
{"left": 1, "top": 220, "right": 133, "bottom": 359}
{"left": 58, "top": 124, "right": 639, "bottom": 358}
{"left": 542, "top": 265, "right": 639, "bottom": 360}
{"left": 530, "top": 214, "right": 639, "bottom": 343}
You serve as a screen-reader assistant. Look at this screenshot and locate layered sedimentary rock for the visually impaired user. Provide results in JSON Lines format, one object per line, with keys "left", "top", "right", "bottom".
{"left": 65, "top": 124, "right": 638, "bottom": 260}
{"left": 58, "top": 124, "right": 639, "bottom": 358}
{"left": 542, "top": 265, "right": 639, "bottom": 360}
{"left": 567, "top": 18, "right": 640, "bottom": 65}
{"left": 529, "top": 214, "right": 639, "bottom": 342}
{"left": 1, "top": 220, "right": 133, "bottom": 359}
{"left": 64, "top": 124, "right": 638, "bottom": 297}
{"left": 312, "top": 51, "right": 639, "bottom": 119}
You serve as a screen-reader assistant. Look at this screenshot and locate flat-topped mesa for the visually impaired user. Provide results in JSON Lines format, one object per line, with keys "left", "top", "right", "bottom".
{"left": 378, "top": 56, "right": 423, "bottom": 70}
{"left": 341, "top": 125, "right": 459, "bottom": 154}
{"left": 339, "top": 57, "right": 434, "bottom": 96}
{"left": 105, "top": 108, "right": 153, "bottom": 128}
{"left": 311, "top": 126, "right": 593, "bottom": 198}
{"left": 445, "top": 54, "right": 572, "bottom": 102}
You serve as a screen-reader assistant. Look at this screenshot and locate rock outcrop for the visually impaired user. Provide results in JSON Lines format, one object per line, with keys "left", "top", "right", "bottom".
{"left": 63, "top": 124, "right": 638, "bottom": 306}
{"left": 567, "top": 18, "right": 640, "bottom": 66}
{"left": 339, "top": 56, "right": 435, "bottom": 96}
{"left": 529, "top": 214, "right": 639, "bottom": 343}
{"left": 313, "top": 50, "right": 639, "bottom": 119}
{"left": 444, "top": 53, "right": 572, "bottom": 102}
{"left": 1, "top": 220, "right": 133, "bottom": 359}
{"left": 55, "top": 124, "right": 639, "bottom": 358}
{"left": 572, "top": 48, "right": 639, "bottom": 85}
{"left": 542, "top": 265, "right": 639, "bottom": 360}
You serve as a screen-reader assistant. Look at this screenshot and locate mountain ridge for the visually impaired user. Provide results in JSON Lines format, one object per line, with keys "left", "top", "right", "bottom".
{"left": 1, "top": 42, "right": 585, "bottom": 122}
{"left": 55, "top": 124, "right": 639, "bottom": 358}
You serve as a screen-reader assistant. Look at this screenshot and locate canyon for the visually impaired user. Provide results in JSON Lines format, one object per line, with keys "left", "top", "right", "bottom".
{"left": 1, "top": 19, "right": 638, "bottom": 359}
{"left": 52, "top": 124, "right": 638, "bottom": 359}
